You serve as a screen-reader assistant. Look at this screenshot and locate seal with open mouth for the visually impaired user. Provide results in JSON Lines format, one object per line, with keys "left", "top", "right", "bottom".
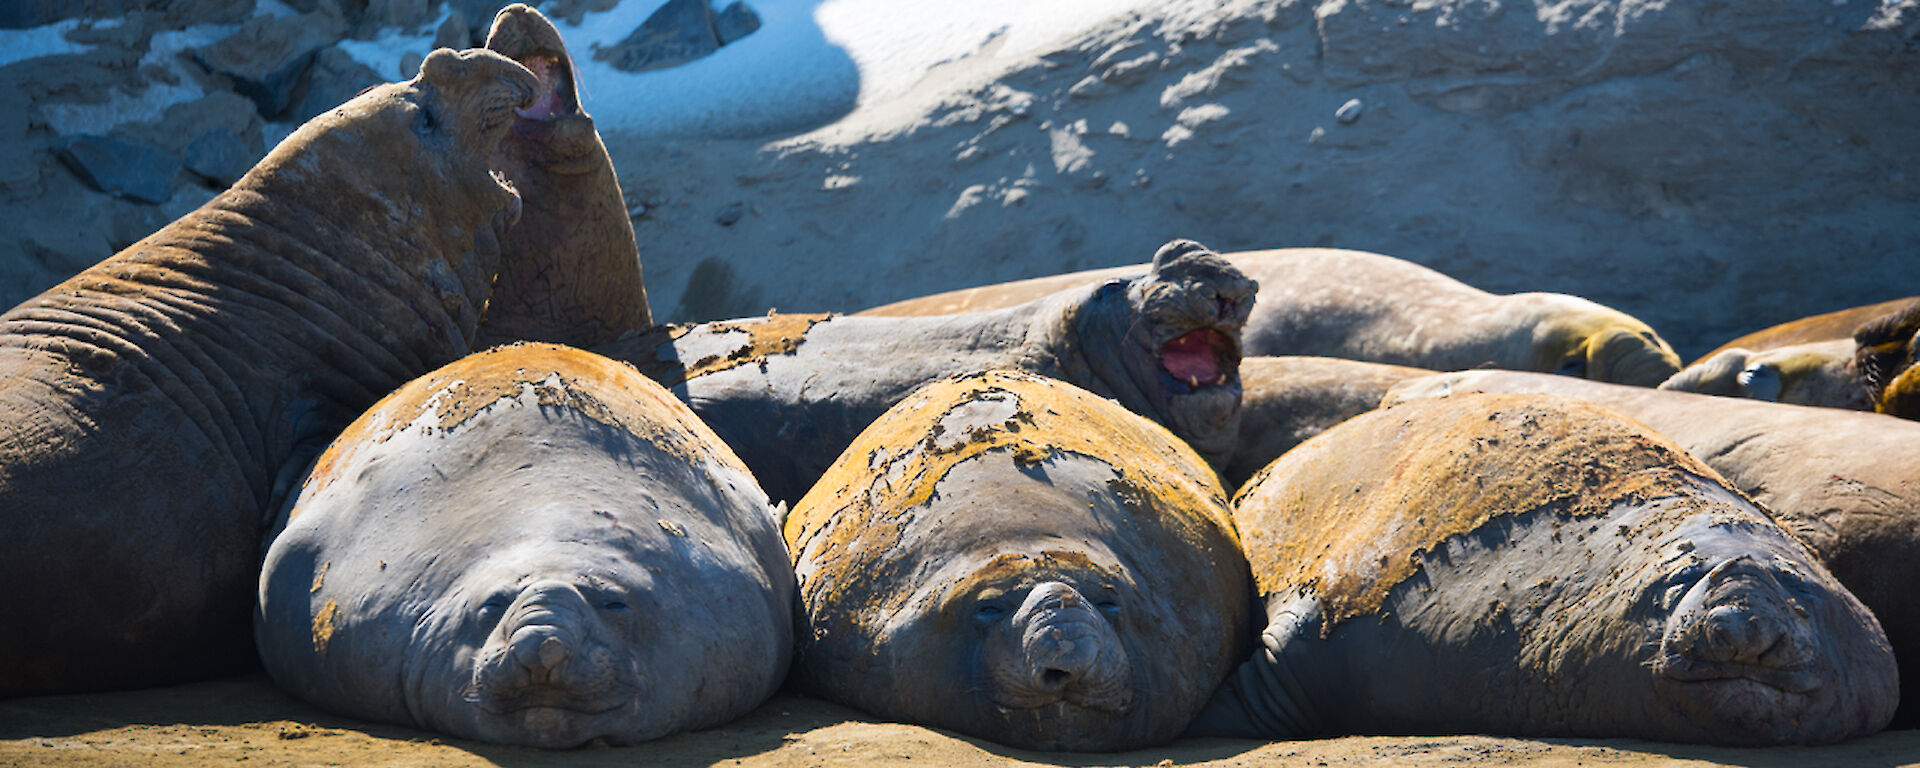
{"left": 598, "top": 238, "right": 1254, "bottom": 504}
{"left": 257, "top": 344, "right": 792, "bottom": 747}
{"left": 860, "top": 247, "right": 1681, "bottom": 387}
{"left": 475, "top": 3, "right": 653, "bottom": 348}
{"left": 0, "top": 47, "right": 537, "bottom": 697}
{"left": 784, "top": 370, "right": 1251, "bottom": 750}
{"left": 1196, "top": 393, "right": 1897, "bottom": 744}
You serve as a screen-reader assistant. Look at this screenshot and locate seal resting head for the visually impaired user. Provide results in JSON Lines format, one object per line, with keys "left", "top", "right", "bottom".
{"left": 1529, "top": 305, "right": 1682, "bottom": 387}
{"left": 1197, "top": 394, "right": 1895, "bottom": 744}
{"left": 1658, "top": 342, "right": 1871, "bottom": 409}
{"left": 257, "top": 345, "right": 792, "bottom": 747}
{"left": 785, "top": 371, "right": 1250, "bottom": 751}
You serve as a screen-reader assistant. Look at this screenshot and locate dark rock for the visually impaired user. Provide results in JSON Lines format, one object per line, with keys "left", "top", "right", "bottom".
{"left": 183, "top": 129, "right": 254, "bottom": 187}
{"left": 715, "top": 201, "right": 746, "bottom": 226}
{"left": 541, "top": 0, "right": 620, "bottom": 27}
{"left": 400, "top": 51, "right": 424, "bottom": 80}
{"left": 432, "top": 10, "right": 471, "bottom": 50}
{"left": 117, "top": 92, "right": 264, "bottom": 156}
{"left": 56, "top": 135, "right": 181, "bottom": 205}
{"left": 288, "top": 46, "right": 384, "bottom": 123}
{"left": 447, "top": 0, "right": 513, "bottom": 42}
{"left": 361, "top": 0, "right": 436, "bottom": 31}
{"left": 195, "top": 10, "right": 347, "bottom": 119}
{"left": 594, "top": 0, "right": 760, "bottom": 74}
{"left": 713, "top": 1, "right": 761, "bottom": 46}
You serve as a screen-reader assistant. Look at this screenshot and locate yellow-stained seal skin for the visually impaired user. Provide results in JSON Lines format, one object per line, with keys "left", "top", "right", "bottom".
{"left": 1198, "top": 393, "right": 1896, "bottom": 746}
{"left": 786, "top": 370, "right": 1250, "bottom": 751}
{"left": 259, "top": 343, "right": 792, "bottom": 748}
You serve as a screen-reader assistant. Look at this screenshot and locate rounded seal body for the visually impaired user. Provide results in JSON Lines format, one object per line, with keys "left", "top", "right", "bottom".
{"left": 784, "top": 370, "right": 1251, "bottom": 751}
{"left": 1198, "top": 393, "right": 1896, "bottom": 745}
{"left": 256, "top": 344, "right": 792, "bottom": 746}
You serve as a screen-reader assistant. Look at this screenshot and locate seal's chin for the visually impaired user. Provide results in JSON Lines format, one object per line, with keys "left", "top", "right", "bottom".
{"left": 1158, "top": 327, "right": 1238, "bottom": 393}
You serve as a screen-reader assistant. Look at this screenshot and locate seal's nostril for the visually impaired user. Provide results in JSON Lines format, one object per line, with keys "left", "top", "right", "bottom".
{"left": 537, "top": 635, "right": 568, "bottom": 670}
{"left": 1703, "top": 604, "right": 1783, "bottom": 663}
{"left": 1040, "top": 668, "right": 1071, "bottom": 689}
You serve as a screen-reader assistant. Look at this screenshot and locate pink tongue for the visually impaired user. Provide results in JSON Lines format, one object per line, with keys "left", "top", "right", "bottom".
{"left": 1161, "top": 329, "right": 1221, "bottom": 382}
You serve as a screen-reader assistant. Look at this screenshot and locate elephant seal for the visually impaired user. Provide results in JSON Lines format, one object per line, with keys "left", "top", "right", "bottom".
{"left": 1197, "top": 393, "right": 1897, "bottom": 744}
{"left": 1698, "top": 296, "right": 1916, "bottom": 359}
{"left": 0, "top": 49, "right": 536, "bottom": 697}
{"left": 257, "top": 343, "right": 792, "bottom": 747}
{"left": 784, "top": 370, "right": 1251, "bottom": 751}
{"left": 1658, "top": 340, "right": 1870, "bottom": 410}
{"left": 474, "top": 4, "right": 652, "bottom": 349}
{"left": 1660, "top": 298, "right": 1920, "bottom": 415}
{"left": 859, "top": 247, "right": 1680, "bottom": 386}
{"left": 1385, "top": 369, "right": 1920, "bottom": 723}
{"left": 1223, "top": 356, "right": 1433, "bottom": 490}
{"left": 600, "top": 238, "right": 1255, "bottom": 504}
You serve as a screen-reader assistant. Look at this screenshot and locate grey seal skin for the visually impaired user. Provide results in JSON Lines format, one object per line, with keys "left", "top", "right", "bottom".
{"left": 1384, "top": 369, "right": 1920, "bottom": 724}
{"left": 257, "top": 343, "right": 792, "bottom": 747}
{"left": 1222, "top": 356, "right": 1433, "bottom": 490}
{"left": 474, "top": 4, "right": 653, "bottom": 349}
{"left": 859, "top": 247, "right": 1681, "bottom": 386}
{"left": 1195, "top": 393, "right": 1897, "bottom": 745}
{"left": 599, "top": 239, "right": 1255, "bottom": 505}
{"left": 0, "top": 49, "right": 536, "bottom": 697}
{"left": 784, "top": 370, "right": 1251, "bottom": 751}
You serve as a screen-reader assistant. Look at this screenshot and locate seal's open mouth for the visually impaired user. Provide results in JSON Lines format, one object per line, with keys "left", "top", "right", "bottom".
{"left": 514, "top": 54, "right": 576, "bottom": 121}
{"left": 1160, "top": 328, "right": 1236, "bottom": 392}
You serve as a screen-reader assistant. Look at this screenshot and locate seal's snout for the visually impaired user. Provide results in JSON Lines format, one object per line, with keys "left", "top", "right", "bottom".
{"left": 988, "top": 582, "right": 1134, "bottom": 713}
{"left": 1656, "top": 557, "right": 1820, "bottom": 693}
{"left": 1700, "top": 603, "right": 1785, "bottom": 666}
{"left": 508, "top": 626, "right": 572, "bottom": 682}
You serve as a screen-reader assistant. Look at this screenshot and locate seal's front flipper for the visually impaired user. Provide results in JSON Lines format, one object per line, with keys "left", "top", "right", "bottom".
{"left": 1184, "top": 592, "right": 1327, "bottom": 738}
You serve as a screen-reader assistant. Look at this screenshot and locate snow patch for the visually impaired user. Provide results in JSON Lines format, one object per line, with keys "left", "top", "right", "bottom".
{"left": 0, "top": 19, "right": 93, "bottom": 67}
{"left": 336, "top": 5, "right": 455, "bottom": 81}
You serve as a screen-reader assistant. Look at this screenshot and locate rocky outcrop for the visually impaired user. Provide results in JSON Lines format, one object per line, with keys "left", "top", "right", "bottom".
{"left": 591, "top": 0, "right": 760, "bottom": 73}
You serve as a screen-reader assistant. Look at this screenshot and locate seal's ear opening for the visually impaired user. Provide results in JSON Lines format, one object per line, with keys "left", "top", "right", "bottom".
{"left": 1151, "top": 239, "right": 1214, "bottom": 272}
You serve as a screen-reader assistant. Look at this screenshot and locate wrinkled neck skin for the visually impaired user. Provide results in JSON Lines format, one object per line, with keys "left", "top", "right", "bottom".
{"left": 1198, "top": 482, "right": 1895, "bottom": 744}
{"left": 0, "top": 124, "right": 514, "bottom": 512}
{"left": 476, "top": 112, "right": 651, "bottom": 349}
{"left": 475, "top": 3, "right": 651, "bottom": 348}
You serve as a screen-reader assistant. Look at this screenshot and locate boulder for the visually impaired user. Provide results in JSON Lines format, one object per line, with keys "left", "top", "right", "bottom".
{"left": 593, "top": 0, "right": 760, "bottom": 73}
{"left": 55, "top": 134, "right": 180, "bottom": 204}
